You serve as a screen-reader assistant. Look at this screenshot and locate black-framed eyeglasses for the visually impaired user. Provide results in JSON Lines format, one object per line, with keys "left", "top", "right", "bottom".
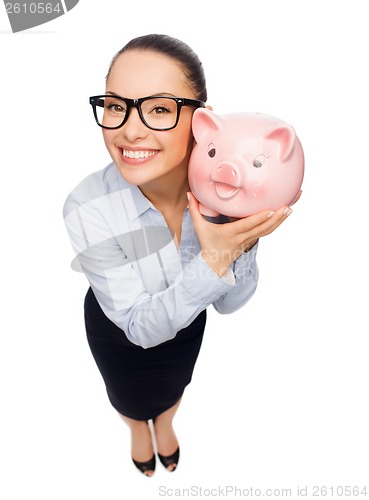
{"left": 89, "top": 94, "right": 206, "bottom": 131}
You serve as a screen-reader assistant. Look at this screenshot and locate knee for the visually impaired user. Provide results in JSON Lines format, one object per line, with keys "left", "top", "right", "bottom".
{"left": 118, "top": 412, "right": 148, "bottom": 430}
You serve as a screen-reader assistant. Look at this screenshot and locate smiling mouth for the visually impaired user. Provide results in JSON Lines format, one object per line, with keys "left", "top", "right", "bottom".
{"left": 214, "top": 182, "right": 240, "bottom": 199}
{"left": 120, "top": 148, "right": 159, "bottom": 159}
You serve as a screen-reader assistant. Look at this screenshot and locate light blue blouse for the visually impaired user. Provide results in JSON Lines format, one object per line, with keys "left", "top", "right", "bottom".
{"left": 63, "top": 162, "right": 259, "bottom": 348}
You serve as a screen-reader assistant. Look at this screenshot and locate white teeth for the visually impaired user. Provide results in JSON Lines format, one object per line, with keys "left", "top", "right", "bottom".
{"left": 122, "top": 149, "right": 157, "bottom": 159}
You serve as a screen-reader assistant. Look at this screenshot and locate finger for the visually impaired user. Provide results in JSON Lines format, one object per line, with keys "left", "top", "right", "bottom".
{"left": 232, "top": 206, "right": 292, "bottom": 243}
{"left": 251, "top": 206, "right": 293, "bottom": 236}
{"left": 231, "top": 208, "right": 277, "bottom": 233}
{"left": 187, "top": 192, "right": 206, "bottom": 229}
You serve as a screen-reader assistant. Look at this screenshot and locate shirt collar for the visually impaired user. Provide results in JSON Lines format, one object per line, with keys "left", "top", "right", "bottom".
{"left": 128, "top": 183, "right": 157, "bottom": 220}
{"left": 111, "top": 165, "right": 157, "bottom": 221}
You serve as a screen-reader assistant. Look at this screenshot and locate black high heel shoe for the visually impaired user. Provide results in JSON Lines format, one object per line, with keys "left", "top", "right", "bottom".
{"left": 158, "top": 447, "right": 180, "bottom": 472}
{"left": 152, "top": 417, "right": 180, "bottom": 472}
{"left": 132, "top": 454, "right": 156, "bottom": 476}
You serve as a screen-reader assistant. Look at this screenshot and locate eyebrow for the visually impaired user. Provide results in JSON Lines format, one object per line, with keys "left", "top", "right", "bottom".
{"left": 105, "top": 91, "right": 177, "bottom": 98}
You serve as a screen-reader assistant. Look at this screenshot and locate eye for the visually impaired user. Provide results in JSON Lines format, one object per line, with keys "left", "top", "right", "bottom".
{"left": 111, "top": 104, "right": 124, "bottom": 113}
{"left": 106, "top": 102, "right": 125, "bottom": 114}
{"left": 151, "top": 106, "right": 171, "bottom": 115}
{"left": 208, "top": 143, "right": 216, "bottom": 158}
{"left": 253, "top": 154, "right": 267, "bottom": 168}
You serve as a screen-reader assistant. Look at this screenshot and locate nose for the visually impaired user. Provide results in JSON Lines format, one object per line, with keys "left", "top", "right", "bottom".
{"left": 122, "top": 107, "right": 149, "bottom": 141}
{"left": 210, "top": 162, "right": 241, "bottom": 187}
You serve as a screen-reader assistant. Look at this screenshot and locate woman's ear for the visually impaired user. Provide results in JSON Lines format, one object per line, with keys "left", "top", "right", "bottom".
{"left": 205, "top": 104, "right": 213, "bottom": 111}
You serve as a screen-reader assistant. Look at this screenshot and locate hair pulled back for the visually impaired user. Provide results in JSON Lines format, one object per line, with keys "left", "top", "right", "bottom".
{"left": 106, "top": 34, "right": 208, "bottom": 102}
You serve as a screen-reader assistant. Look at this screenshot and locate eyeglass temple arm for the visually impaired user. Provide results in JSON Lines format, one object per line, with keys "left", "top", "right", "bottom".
{"left": 183, "top": 98, "right": 206, "bottom": 108}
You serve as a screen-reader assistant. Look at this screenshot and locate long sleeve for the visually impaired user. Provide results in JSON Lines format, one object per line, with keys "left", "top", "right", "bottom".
{"left": 64, "top": 209, "right": 235, "bottom": 348}
{"left": 212, "top": 243, "right": 259, "bottom": 314}
{"left": 63, "top": 163, "right": 259, "bottom": 349}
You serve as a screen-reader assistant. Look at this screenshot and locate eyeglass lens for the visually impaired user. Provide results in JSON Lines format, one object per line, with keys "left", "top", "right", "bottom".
{"left": 95, "top": 96, "right": 179, "bottom": 130}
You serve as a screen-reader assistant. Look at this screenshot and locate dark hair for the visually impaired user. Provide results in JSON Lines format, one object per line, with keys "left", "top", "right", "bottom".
{"left": 106, "top": 34, "right": 207, "bottom": 102}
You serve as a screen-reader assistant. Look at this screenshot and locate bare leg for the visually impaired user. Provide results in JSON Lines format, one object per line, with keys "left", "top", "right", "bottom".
{"left": 153, "top": 398, "right": 182, "bottom": 471}
{"left": 118, "top": 413, "right": 155, "bottom": 477}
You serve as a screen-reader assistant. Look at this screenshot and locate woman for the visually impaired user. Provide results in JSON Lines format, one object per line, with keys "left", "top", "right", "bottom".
{"left": 63, "top": 34, "right": 296, "bottom": 476}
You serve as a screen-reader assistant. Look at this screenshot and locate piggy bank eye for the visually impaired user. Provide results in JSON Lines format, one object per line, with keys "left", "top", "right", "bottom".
{"left": 208, "top": 143, "right": 216, "bottom": 158}
{"left": 253, "top": 154, "right": 267, "bottom": 168}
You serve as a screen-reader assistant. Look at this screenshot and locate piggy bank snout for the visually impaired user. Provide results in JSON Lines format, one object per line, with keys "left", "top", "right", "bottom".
{"left": 211, "top": 162, "right": 242, "bottom": 187}
{"left": 210, "top": 162, "right": 244, "bottom": 200}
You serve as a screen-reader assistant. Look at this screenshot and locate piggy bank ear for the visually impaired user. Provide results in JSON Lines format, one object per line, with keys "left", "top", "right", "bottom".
{"left": 265, "top": 124, "right": 296, "bottom": 162}
{"left": 192, "top": 108, "right": 224, "bottom": 142}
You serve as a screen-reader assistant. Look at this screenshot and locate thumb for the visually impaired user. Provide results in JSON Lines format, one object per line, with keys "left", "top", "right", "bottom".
{"left": 187, "top": 191, "right": 206, "bottom": 229}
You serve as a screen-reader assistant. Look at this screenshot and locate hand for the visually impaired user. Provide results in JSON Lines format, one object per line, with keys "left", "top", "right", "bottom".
{"left": 187, "top": 192, "right": 299, "bottom": 277}
{"left": 227, "top": 190, "right": 302, "bottom": 223}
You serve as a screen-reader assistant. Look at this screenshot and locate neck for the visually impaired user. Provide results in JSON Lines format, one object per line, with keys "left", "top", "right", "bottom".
{"left": 139, "top": 166, "right": 190, "bottom": 212}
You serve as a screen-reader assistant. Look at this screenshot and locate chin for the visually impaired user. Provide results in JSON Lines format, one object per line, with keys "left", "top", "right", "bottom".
{"left": 115, "top": 163, "right": 155, "bottom": 187}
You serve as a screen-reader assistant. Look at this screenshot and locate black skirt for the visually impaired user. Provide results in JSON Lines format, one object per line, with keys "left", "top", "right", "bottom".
{"left": 84, "top": 287, "right": 207, "bottom": 420}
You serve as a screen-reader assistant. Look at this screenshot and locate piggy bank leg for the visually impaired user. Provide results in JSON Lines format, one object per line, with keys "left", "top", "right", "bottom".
{"left": 199, "top": 203, "right": 220, "bottom": 217}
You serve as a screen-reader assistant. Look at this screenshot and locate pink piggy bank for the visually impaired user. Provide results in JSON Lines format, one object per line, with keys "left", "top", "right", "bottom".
{"left": 188, "top": 109, "right": 304, "bottom": 217}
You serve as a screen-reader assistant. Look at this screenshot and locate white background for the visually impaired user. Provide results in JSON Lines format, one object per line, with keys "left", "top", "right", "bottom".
{"left": 1, "top": 1, "right": 368, "bottom": 498}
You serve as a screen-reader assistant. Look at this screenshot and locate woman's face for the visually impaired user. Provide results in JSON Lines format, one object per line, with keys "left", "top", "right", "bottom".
{"left": 102, "top": 49, "right": 197, "bottom": 187}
